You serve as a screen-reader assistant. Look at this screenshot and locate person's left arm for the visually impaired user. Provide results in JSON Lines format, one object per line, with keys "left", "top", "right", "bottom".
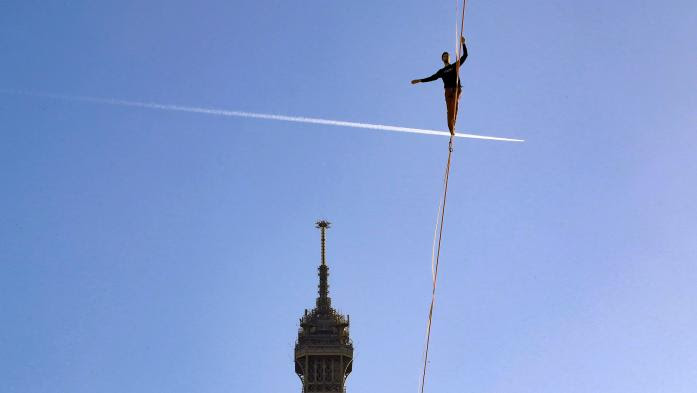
{"left": 458, "top": 37, "right": 468, "bottom": 64}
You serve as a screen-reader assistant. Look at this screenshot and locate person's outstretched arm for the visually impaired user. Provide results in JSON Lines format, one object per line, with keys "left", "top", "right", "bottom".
{"left": 411, "top": 71, "right": 440, "bottom": 84}
{"left": 458, "top": 37, "right": 468, "bottom": 64}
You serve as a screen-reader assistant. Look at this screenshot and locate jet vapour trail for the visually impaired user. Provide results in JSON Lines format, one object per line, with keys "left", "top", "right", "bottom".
{"left": 1, "top": 90, "right": 524, "bottom": 142}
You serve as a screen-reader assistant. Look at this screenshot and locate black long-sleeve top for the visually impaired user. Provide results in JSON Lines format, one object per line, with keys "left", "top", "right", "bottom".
{"left": 419, "top": 41, "right": 468, "bottom": 88}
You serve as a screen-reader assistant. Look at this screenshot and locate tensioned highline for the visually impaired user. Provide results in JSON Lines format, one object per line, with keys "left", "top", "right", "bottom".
{"left": 1, "top": 89, "right": 524, "bottom": 142}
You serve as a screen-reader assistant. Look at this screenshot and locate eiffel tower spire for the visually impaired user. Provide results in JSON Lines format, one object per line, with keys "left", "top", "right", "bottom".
{"left": 295, "top": 220, "right": 353, "bottom": 393}
{"left": 315, "top": 220, "right": 331, "bottom": 311}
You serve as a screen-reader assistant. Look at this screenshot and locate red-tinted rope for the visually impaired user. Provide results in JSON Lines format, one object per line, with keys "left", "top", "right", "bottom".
{"left": 418, "top": 2, "right": 467, "bottom": 393}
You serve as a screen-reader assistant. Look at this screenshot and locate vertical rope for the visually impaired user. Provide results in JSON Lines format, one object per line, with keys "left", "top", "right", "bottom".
{"left": 418, "top": 1, "right": 467, "bottom": 392}
{"left": 456, "top": 0, "right": 467, "bottom": 84}
{"left": 419, "top": 135, "right": 455, "bottom": 393}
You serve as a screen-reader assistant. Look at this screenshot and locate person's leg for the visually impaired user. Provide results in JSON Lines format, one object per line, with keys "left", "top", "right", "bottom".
{"left": 453, "top": 87, "right": 462, "bottom": 131}
{"left": 445, "top": 88, "right": 456, "bottom": 134}
{"left": 448, "top": 87, "right": 462, "bottom": 135}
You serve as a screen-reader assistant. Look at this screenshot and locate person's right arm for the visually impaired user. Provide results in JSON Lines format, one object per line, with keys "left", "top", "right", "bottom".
{"left": 412, "top": 71, "right": 440, "bottom": 84}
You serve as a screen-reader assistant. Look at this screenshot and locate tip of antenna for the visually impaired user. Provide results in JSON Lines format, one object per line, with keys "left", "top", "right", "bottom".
{"left": 315, "top": 220, "right": 331, "bottom": 229}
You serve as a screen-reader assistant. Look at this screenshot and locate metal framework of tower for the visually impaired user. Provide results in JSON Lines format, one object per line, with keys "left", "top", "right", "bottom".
{"left": 295, "top": 220, "right": 353, "bottom": 393}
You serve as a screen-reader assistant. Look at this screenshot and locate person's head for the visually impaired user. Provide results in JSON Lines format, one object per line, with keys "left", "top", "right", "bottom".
{"left": 441, "top": 51, "right": 450, "bottom": 65}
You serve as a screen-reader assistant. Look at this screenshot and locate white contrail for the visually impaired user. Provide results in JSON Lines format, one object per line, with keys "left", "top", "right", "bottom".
{"left": 0, "top": 90, "right": 524, "bottom": 142}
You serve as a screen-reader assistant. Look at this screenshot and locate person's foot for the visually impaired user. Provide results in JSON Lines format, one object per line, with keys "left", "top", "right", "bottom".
{"left": 449, "top": 129, "right": 455, "bottom": 136}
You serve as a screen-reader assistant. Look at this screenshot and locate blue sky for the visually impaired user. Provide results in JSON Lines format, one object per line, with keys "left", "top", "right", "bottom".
{"left": 2, "top": 1, "right": 696, "bottom": 392}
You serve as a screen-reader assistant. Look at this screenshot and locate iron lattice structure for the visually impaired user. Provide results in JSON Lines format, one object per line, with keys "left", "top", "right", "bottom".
{"left": 295, "top": 221, "right": 353, "bottom": 393}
